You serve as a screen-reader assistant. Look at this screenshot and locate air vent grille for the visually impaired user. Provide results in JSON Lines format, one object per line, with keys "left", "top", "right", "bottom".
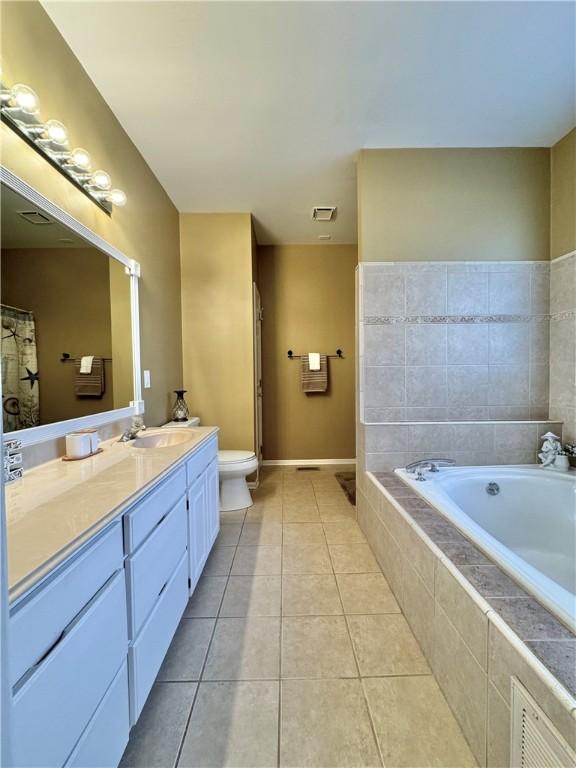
{"left": 17, "top": 210, "right": 52, "bottom": 226}
{"left": 511, "top": 678, "right": 576, "bottom": 768}
{"left": 312, "top": 206, "right": 337, "bottom": 222}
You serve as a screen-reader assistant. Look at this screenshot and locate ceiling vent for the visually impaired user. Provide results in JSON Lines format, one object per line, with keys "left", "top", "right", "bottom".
{"left": 17, "top": 210, "right": 53, "bottom": 225}
{"left": 312, "top": 206, "right": 337, "bottom": 222}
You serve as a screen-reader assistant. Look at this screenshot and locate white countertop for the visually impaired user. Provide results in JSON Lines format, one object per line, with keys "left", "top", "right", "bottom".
{"left": 6, "top": 426, "right": 219, "bottom": 602}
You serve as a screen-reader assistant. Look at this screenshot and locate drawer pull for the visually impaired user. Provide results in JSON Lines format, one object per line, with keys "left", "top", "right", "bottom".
{"left": 154, "top": 511, "right": 169, "bottom": 530}
{"left": 14, "top": 569, "right": 122, "bottom": 691}
{"left": 158, "top": 581, "right": 168, "bottom": 598}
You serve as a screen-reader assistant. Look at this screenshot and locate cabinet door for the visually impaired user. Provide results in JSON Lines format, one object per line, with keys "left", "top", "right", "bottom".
{"left": 188, "top": 473, "right": 207, "bottom": 593}
{"left": 205, "top": 458, "right": 220, "bottom": 551}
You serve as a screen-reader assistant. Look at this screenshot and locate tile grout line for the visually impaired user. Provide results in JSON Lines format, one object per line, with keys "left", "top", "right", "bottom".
{"left": 173, "top": 508, "right": 245, "bottom": 768}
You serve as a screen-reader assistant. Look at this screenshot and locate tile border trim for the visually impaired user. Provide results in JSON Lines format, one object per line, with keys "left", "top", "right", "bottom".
{"left": 363, "top": 314, "right": 550, "bottom": 325}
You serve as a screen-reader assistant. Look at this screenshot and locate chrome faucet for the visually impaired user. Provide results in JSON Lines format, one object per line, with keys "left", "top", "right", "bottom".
{"left": 405, "top": 458, "right": 456, "bottom": 481}
{"left": 118, "top": 417, "right": 147, "bottom": 443}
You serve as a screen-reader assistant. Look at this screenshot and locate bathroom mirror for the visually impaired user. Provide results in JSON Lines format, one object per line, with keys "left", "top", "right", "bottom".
{"left": 0, "top": 168, "right": 142, "bottom": 445}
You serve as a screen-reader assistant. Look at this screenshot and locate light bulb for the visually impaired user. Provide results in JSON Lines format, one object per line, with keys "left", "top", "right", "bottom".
{"left": 70, "top": 147, "right": 91, "bottom": 170}
{"left": 10, "top": 83, "right": 39, "bottom": 114}
{"left": 44, "top": 119, "right": 68, "bottom": 145}
{"left": 109, "top": 189, "right": 127, "bottom": 207}
{"left": 91, "top": 169, "right": 111, "bottom": 190}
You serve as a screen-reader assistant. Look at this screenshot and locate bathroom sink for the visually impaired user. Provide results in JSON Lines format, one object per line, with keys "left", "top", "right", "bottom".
{"left": 130, "top": 430, "right": 196, "bottom": 449}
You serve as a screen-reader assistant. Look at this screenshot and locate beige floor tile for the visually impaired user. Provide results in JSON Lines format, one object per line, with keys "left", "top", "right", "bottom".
{"left": 245, "top": 506, "right": 283, "bottom": 523}
{"left": 231, "top": 546, "right": 282, "bottom": 576}
{"left": 347, "top": 614, "right": 430, "bottom": 677}
{"left": 178, "top": 681, "right": 279, "bottom": 767}
{"left": 282, "top": 523, "right": 326, "bottom": 546}
{"left": 316, "top": 495, "right": 355, "bottom": 509}
{"left": 329, "top": 544, "right": 380, "bottom": 573}
{"left": 158, "top": 619, "right": 215, "bottom": 682}
{"left": 203, "top": 617, "right": 281, "bottom": 680}
{"left": 215, "top": 524, "right": 242, "bottom": 547}
{"left": 283, "top": 544, "right": 333, "bottom": 575}
{"left": 239, "top": 522, "right": 283, "bottom": 546}
{"left": 319, "top": 507, "right": 357, "bottom": 522}
{"left": 280, "top": 679, "right": 381, "bottom": 767}
{"left": 336, "top": 573, "right": 400, "bottom": 615}
{"left": 282, "top": 575, "right": 342, "bottom": 616}
{"left": 323, "top": 521, "right": 366, "bottom": 545}
{"left": 184, "top": 576, "right": 227, "bottom": 618}
{"left": 220, "top": 509, "right": 247, "bottom": 524}
{"left": 220, "top": 576, "right": 281, "bottom": 617}
{"left": 363, "top": 676, "right": 476, "bottom": 768}
{"left": 282, "top": 506, "right": 321, "bottom": 523}
{"left": 282, "top": 616, "right": 357, "bottom": 679}
{"left": 203, "top": 547, "right": 236, "bottom": 577}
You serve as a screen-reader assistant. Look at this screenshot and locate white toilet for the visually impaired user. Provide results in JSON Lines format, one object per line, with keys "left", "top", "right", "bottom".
{"left": 218, "top": 450, "right": 258, "bottom": 511}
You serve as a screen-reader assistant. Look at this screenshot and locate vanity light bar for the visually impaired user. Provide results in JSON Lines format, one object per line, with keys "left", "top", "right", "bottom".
{"left": 0, "top": 77, "right": 127, "bottom": 214}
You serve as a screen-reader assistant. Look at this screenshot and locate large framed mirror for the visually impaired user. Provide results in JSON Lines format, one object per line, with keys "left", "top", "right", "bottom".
{"left": 0, "top": 167, "right": 143, "bottom": 446}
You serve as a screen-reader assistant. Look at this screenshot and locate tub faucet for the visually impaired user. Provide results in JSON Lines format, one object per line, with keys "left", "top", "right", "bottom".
{"left": 405, "top": 458, "right": 456, "bottom": 481}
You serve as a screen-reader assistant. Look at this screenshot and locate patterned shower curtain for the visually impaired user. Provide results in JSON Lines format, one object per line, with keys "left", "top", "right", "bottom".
{"left": 1, "top": 306, "right": 40, "bottom": 432}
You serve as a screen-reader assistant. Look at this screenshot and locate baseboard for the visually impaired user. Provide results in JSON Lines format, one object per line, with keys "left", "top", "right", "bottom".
{"left": 261, "top": 458, "right": 356, "bottom": 467}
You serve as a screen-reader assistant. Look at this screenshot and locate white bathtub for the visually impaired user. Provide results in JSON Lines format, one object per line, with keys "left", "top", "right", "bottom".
{"left": 395, "top": 465, "right": 576, "bottom": 633}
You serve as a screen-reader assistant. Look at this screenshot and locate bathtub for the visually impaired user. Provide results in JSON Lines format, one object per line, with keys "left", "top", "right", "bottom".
{"left": 395, "top": 465, "right": 576, "bottom": 633}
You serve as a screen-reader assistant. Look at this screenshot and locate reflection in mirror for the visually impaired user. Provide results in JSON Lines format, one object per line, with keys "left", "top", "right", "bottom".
{"left": 1, "top": 183, "right": 133, "bottom": 432}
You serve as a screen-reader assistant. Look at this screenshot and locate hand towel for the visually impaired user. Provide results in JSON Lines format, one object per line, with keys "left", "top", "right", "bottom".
{"left": 80, "top": 355, "right": 94, "bottom": 374}
{"left": 301, "top": 354, "right": 328, "bottom": 393}
{"left": 308, "top": 352, "right": 321, "bottom": 371}
{"left": 75, "top": 357, "right": 105, "bottom": 397}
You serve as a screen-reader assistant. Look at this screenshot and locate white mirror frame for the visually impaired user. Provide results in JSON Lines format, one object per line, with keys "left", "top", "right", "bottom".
{"left": 0, "top": 166, "right": 144, "bottom": 447}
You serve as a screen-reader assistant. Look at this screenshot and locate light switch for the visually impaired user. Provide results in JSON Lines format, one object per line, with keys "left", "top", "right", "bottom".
{"left": 143, "top": 370, "right": 151, "bottom": 389}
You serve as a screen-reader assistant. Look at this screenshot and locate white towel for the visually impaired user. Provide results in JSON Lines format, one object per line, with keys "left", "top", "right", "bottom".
{"left": 308, "top": 353, "right": 321, "bottom": 371}
{"left": 80, "top": 355, "right": 94, "bottom": 374}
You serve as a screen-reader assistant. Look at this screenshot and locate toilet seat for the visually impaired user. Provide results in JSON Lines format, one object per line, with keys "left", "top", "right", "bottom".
{"left": 219, "top": 450, "right": 256, "bottom": 465}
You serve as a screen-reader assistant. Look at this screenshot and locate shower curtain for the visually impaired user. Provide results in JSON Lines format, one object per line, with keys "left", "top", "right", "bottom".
{"left": 1, "top": 306, "right": 40, "bottom": 432}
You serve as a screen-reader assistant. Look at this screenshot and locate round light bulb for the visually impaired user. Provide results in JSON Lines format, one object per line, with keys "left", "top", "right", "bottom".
{"left": 109, "top": 189, "right": 127, "bottom": 207}
{"left": 44, "top": 119, "right": 68, "bottom": 145}
{"left": 91, "top": 169, "right": 111, "bottom": 190}
{"left": 70, "top": 147, "right": 91, "bottom": 170}
{"left": 10, "top": 83, "right": 39, "bottom": 114}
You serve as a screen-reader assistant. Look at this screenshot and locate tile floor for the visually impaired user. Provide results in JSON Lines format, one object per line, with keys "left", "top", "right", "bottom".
{"left": 120, "top": 468, "right": 477, "bottom": 768}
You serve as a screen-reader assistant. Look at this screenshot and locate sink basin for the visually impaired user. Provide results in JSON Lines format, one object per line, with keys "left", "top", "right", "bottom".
{"left": 130, "top": 430, "right": 196, "bottom": 449}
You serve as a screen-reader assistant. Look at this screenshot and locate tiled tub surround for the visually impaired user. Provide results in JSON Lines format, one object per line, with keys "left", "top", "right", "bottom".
{"left": 549, "top": 252, "right": 576, "bottom": 444}
{"left": 360, "top": 419, "right": 563, "bottom": 473}
{"left": 359, "top": 261, "right": 551, "bottom": 423}
{"left": 356, "top": 471, "right": 576, "bottom": 768}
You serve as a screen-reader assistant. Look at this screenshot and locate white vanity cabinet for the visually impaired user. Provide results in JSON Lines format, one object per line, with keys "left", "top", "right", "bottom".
{"left": 7, "top": 432, "right": 219, "bottom": 767}
{"left": 9, "top": 522, "right": 129, "bottom": 768}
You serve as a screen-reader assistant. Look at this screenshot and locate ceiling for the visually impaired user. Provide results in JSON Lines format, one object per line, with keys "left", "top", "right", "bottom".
{"left": 43, "top": 1, "right": 575, "bottom": 245}
{"left": 1, "top": 185, "right": 90, "bottom": 249}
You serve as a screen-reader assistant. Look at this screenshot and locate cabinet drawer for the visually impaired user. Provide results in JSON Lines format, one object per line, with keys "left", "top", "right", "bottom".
{"left": 124, "top": 466, "right": 186, "bottom": 553}
{"left": 186, "top": 435, "right": 217, "bottom": 487}
{"left": 65, "top": 661, "right": 129, "bottom": 768}
{"left": 9, "top": 522, "right": 123, "bottom": 687}
{"left": 126, "top": 495, "right": 187, "bottom": 639}
{"left": 12, "top": 570, "right": 128, "bottom": 768}
{"left": 128, "top": 552, "right": 188, "bottom": 724}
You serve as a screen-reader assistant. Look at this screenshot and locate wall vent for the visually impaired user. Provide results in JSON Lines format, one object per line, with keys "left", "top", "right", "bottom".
{"left": 312, "top": 206, "right": 337, "bottom": 222}
{"left": 17, "top": 210, "right": 52, "bottom": 225}
{"left": 510, "top": 678, "right": 576, "bottom": 768}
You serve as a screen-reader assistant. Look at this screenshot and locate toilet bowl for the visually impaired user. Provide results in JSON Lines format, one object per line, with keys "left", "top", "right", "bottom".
{"left": 219, "top": 450, "right": 258, "bottom": 511}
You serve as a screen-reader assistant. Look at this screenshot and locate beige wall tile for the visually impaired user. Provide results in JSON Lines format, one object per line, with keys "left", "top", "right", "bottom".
{"left": 487, "top": 682, "right": 510, "bottom": 768}
{"left": 431, "top": 605, "right": 487, "bottom": 767}
{"left": 401, "top": 561, "right": 435, "bottom": 662}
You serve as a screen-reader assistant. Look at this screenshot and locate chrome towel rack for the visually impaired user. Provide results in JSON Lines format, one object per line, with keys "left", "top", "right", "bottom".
{"left": 287, "top": 349, "right": 344, "bottom": 360}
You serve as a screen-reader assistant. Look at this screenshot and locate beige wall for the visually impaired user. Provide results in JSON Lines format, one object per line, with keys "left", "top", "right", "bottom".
{"left": 550, "top": 128, "right": 576, "bottom": 260}
{"left": 358, "top": 148, "right": 550, "bottom": 262}
{"left": 180, "top": 213, "right": 255, "bottom": 450}
{"left": 258, "top": 245, "right": 357, "bottom": 460}
{"left": 2, "top": 248, "right": 118, "bottom": 423}
{"left": 1, "top": 1, "right": 182, "bottom": 426}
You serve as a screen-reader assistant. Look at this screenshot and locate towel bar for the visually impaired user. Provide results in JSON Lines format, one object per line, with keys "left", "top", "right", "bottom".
{"left": 60, "top": 353, "right": 112, "bottom": 363}
{"left": 287, "top": 349, "right": 344, "bottom": 359}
